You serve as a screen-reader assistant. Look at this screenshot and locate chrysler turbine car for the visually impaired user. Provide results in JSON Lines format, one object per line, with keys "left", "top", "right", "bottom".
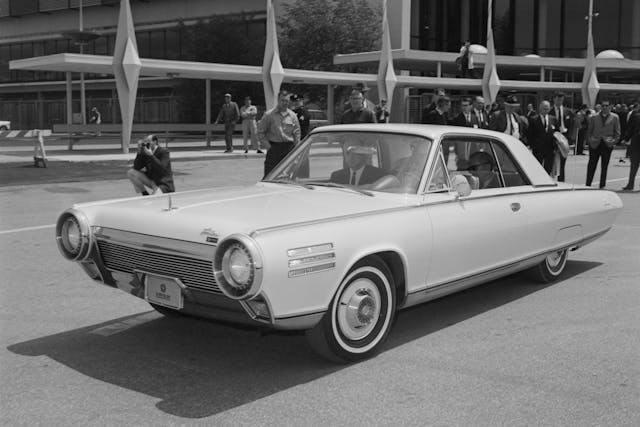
{"left": 56, "top": 124, "right": 623, "bottom": 362}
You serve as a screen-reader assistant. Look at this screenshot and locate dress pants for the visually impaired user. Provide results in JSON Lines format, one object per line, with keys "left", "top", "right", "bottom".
{"left": 224, "top": 122, "right": 235, "bottom": 151}
{"left": 264, "top": 141, "right": 294, "bottom": 178}
{"left": 242, "top": 119, "right": 258, "bottom": 150}
{"left": 534, "top": 148, "right": 555, "bottom": 175}
{"left": 625, "top": 136, "right": 639, "bottom": 189}
{"left": 586, "top": 143, "right": 613, "bottom": 188}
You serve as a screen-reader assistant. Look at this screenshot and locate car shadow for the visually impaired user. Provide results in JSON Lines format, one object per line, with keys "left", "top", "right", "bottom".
{"left": 7, "top": 260, "right": 600, "bottom": 419}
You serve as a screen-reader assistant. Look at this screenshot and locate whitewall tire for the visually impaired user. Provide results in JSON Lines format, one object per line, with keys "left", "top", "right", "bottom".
{"left": 306, "top": 256, "right": 396, "bottom": 363}
{"left": 534, "top": 248, "right": 568, "bottom": 283}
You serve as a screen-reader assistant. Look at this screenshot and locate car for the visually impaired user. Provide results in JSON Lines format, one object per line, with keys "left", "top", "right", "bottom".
{"left": 0, "top": 120, "right": 10, "bottom": 131}
{"left": 55, "top": 124, "right": 623, "bottom": 362}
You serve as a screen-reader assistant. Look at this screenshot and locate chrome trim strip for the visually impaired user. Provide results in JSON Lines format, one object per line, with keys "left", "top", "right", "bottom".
{"left": 272, "top": 310, "right": 326, "bottom": 330}
{"left": 93, "top": 227, "right": 215, "bottom": 259}
{"left": 288, "top": 252, "right": 335, "bottom": 268}
{"left": 288, "top": 262, "right": 336, "bottom": 278}
{"left": 408, "top": 227, "right": 611, "bottom": 296}
{"left": 287, "top": 243, "right": 334, "bottom": 258}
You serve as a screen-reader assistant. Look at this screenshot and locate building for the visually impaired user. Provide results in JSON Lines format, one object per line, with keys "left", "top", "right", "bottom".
{"left": 336, "top": 0, "right": 640, "bottom": 122}
{"left": 0, "top": 0, "right": 267, "bottom": 129}
{"left": 2, "top": 0, "right": 640, "bottom": 128}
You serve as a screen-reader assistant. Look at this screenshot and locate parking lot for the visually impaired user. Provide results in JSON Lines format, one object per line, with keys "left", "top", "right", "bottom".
{"left": 1, "top": 152, "right": 639, "bottom": 425}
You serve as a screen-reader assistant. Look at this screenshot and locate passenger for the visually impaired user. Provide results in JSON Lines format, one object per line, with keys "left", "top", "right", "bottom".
{"left": 330, "top": 143, "right": 386, "bottom": 185}
{"left": 466, "top": 151, "right": 500, "bottom": 189}
{"left": 392, "top": 141, "right": 430, "bottom": 189}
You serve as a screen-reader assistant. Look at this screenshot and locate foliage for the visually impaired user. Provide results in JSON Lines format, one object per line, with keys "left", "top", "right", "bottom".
{"left": 278, "top": 0, "right": 382, "bottom": 72}
{"left": 278, "top": 0, "right": 382, "bottom": 109}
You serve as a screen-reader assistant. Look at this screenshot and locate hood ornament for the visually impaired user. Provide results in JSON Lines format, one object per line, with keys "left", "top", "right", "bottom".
{"left": 163, "top": 194, "right": 178, "bottom": 211}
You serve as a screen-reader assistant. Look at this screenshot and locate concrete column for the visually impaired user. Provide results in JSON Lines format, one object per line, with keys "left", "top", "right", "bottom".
{"left": 37, "top": 91, "right": 44, "bottom": 129}
{"left": 65, "top": 72, "right": 73, "bottom": 125}
{"left": 436, "top": 61, "right": 442, "bottom": 77}
{"left": 387, "top": 0, "right": 412, "bottom": 49}
{"left": 461, "top": 0, "right": 470, "bottom": 43}
{"left": 327, "top": 85, "right": 335, "bottom": 124}
{"left": 540, "top": 66, "right": 545, "bottom": 82}
{"left": 205, "top": 79, "right": 211, "bottom": 147}
{"left": 631, "top": 0, "right": 640, "bottom": 59}
{"left": 538, "top": 0, "right": 548, "bottom": 55}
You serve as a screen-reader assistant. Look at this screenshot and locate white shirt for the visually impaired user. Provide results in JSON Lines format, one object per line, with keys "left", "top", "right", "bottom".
{"left": 349, "top": 167, "right": 365, "bottom": 185}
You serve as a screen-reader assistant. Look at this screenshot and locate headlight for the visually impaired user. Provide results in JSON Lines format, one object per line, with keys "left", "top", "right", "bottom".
{"left": 214, "top": 234, "right": 263, "bottom": 300}
{"left": 55, "top": 209, "right": 92, "bottom": 261}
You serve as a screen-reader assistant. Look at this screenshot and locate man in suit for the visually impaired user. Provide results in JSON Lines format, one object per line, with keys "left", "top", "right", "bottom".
{"left": 215, "top": 93, "right": 240, "bottom": 153}
{"left": 549, "top": 92, "right": 575, "bottom": 181}
{"left": 423, "top": 96, "right": 451, "bottom": 125}
{"left": 489, "top": 95, "right": 528, "bottom": 143}
{"left": 421, "top": 88, "right": 446, "bottom": 123}
{"left": 586, "top": 100, "right": 621, "bottom": 188}
{"left": 341, "top": 89, "right": 376, "bottom": 124}
{"left": 453, "top": 98, "right": 479, "bottom": 128}
{"left": 330, "top": 143, "right": 386, "bottom": 186}
{"left": 527, "top": 100, "right": 558, "bottom": 174}
{"left": 622, "top": 102, "right": 640, "bottom": 190}
{"left": 473, "top": 96, "right": 489, "bottom": 129}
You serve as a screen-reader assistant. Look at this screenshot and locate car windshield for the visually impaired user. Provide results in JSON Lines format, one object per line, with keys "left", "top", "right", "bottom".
{"left": 264, "top": 131, "right": 432, "bottom": 194}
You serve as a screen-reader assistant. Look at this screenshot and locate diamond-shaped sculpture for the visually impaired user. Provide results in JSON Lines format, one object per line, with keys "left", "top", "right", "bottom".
{"left": 485, "top": 68, "right": 501, "bottom": 103}
{"left": 262, "top": 0, "right": 284, "bottom": 110}
{"left": 122, "top": 38, "right": 141, "bottom": 91}
{"left": 377, "top": 0, "right": 396, "bottom": 111}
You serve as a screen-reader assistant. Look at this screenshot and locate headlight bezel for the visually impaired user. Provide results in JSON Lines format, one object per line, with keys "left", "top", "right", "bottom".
{"left": 55, "top": 209, "right": 92, "bottom": 261}
{"left": 213, "top": 234, "right": 263, "bottom": 300}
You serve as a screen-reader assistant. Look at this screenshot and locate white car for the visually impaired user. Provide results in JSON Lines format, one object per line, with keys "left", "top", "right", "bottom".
{"left": 56, "top": 124, "right": 623, "bottom": 362}
{"left": 0, "top": 120, "right": 10, "bottom": 131}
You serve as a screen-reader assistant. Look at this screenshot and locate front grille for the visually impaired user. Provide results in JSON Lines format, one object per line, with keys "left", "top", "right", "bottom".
{"left": 97, "top": 240, "right": 221, "bottom": 294}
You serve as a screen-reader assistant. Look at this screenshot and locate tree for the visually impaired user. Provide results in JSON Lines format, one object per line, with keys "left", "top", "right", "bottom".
{"left": 278, "top": 0, "right": 382, "bottom": 109}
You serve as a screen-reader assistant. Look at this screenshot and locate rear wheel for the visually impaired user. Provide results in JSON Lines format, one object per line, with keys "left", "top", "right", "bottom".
{"left": 306, "top": 256, "right": 396, "bottom": 363}
{"left": 534, "top": 248, "right": 568, "bottom": 283}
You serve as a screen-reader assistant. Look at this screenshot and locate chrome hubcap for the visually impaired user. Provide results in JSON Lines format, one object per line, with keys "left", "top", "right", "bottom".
{"left": 547, "top": 250, "right": 565, "bottom": 271}
{"left": 337, "top": 278, "right": 381, "bottom": 341}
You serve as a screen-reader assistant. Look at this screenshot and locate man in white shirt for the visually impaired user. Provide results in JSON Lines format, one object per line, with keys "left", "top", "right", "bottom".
{"left": 549, "top": 92, "right": 575, "bottom": 181}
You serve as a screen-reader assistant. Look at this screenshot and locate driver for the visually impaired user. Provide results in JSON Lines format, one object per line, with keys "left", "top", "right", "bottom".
{"left": 330, "top": 143, "right": 386, "bottom": 185}
{"left": 466, "top": 151, "right": 500, "bottom": 189}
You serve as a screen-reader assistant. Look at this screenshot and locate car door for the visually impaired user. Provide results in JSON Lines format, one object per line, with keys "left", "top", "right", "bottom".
{"left": 422, "top": 136, "right": 531, "bottom": 287}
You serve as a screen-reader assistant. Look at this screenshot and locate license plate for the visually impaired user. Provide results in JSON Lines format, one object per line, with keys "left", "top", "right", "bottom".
{"left": 144, "top": 274, "right": 184, "bottom": 310}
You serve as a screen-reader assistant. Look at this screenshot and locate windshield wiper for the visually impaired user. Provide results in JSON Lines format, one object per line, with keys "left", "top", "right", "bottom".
{"left": 263, "top": 179, "right": 314, "bottom": 190}
{"left": 306, "top": 181, "right": 374, "bottom": 197}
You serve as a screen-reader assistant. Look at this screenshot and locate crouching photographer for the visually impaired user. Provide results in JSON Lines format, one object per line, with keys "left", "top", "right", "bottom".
{"left": 126, "top": 134, "right": 175, "bottom": 196}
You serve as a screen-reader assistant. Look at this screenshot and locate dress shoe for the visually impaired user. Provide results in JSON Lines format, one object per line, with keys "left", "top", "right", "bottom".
{"left": 622, "top": 185, "right": 634, "bottom": 191}
{"left": 257, "top": 149, "right": 264, "bottom": 154}
{"left": 244, "top": 149, "right": 248, "bottom": 153}
{"left": 224, "top": 149, "right": 233, "bottom": 153}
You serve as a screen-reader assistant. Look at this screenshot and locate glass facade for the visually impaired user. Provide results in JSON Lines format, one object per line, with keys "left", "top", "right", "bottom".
{"left": 412, "top": 0, "right": 640, "bottom": 59}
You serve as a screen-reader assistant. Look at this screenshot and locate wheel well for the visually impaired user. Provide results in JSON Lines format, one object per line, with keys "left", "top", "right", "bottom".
{"left": 366, "top": 251, "right": 406, "bottom": 308}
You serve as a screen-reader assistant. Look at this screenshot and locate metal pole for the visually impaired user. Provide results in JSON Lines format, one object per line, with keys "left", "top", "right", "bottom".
{"left": 206, "top": 79, "right": 211, "bottom": 147}
{"left": 79, "top": 0, "right": 86, "bottom": 125}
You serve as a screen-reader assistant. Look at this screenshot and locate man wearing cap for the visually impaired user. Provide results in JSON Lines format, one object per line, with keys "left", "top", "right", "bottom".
{"left": 549, "top": 92, "right": 575, "bottom": 181}
{"left": 341, "top": 89, "right": 376, "bottom": 124}
{"left": 291, "top": 94, "right": 311, "bottom": 138}
{"left": 258, "top": 90, "right": 301, "bottom": 177}
{"left": 489, "top": 95, "right": 528, "bottom": 142}
{"left": 216, "top": 93, "right": 240, "bottom": 153}
{"left": 527, "top": 100, "right": 559, "bottom": 174}
{"left": 127, "top": 134, "right": 175, "bottom": 195}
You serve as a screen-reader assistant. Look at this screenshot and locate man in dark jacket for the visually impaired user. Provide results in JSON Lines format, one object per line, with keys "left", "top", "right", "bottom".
{"left": 527, "top": 100, "right": 558, "bottom": 174}
{"left": 127, "top": 134, "right": 175, "bottom": 195}
{"left": 423, "top": 96, "right": 451, "bottom": 125}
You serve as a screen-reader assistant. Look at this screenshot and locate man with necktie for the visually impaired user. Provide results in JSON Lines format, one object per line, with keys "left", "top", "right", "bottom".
{"left": 453, "top": 98, "right": 479, "bottom": 128}
{"left": 473, "top": 96, "right": 489, "bottom": 129}
{"left": 549, "top": 92, "right": 575, "bottom": 181}
{"left": 527, "top": 100, "right": 558, "bottom": 174}
{"left": 489, "top": 95, "right": 528, "bottom": 143}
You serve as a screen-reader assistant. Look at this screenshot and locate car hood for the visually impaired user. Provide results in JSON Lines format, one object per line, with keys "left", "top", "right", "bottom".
{"left": 77, "top": 183, "right": 411, "bottom": 242}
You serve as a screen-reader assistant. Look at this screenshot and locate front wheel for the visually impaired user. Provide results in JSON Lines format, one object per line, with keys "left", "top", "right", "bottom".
{"left": 534, "top": 248, "right": 568, "bottom": 283}
{"left": 306, "top": 256, "right": 396, "bottom": 363}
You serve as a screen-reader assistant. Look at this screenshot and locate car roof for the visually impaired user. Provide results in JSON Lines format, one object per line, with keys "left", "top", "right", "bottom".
{"left": 309, "top": 123, "right": 556, "bottom": 187}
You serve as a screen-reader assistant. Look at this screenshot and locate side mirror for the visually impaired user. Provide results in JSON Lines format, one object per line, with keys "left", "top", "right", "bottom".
{"left": 450, "top": 174, "right": 472, "bottom": 197}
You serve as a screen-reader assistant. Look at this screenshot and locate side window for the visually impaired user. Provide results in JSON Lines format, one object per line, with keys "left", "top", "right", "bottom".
{"left": 490, "top": 141, "right": 529, "bottom": 187}
{"left": 441, "top": 137, "right": 501, "bottom": 190}
{"left": 426, "top": 147, "right": 451, "bottom": 192}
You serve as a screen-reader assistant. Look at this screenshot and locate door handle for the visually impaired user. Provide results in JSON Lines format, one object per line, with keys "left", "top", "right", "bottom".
{"left": 510, "top": 202, "right": 521, "bottom": 212}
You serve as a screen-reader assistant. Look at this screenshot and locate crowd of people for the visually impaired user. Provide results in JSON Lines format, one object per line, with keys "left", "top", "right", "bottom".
{"left": 123, "top": 85, "right": 639, "bottom": 196}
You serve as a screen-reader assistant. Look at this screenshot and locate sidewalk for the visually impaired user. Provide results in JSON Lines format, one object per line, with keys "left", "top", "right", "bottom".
{"left": 0, "top": 136, "right": 262, "bottom": 164}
